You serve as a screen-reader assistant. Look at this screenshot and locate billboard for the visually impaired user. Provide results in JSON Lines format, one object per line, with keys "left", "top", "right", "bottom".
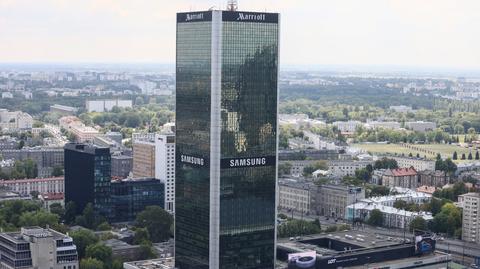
{"left": 414, "top": 232, "right": 436, "bottom": 255}
{"left": 288, "top": 251, "right": 316, "bottom": 269}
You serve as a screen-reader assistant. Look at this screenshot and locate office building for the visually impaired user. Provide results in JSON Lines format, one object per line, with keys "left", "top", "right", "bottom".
{"left": 132, "top": 138, "right": 156, "bottom": 178}
{"left": 458, "top": 192, "right": 480, "bottom": 243}
{"left": 175, "top": 7, "right": 279, "bottom": 269}
{"left": 313, "top": 184, "right": 364, "bottom": 219}
{"left": 111, "top": 154, "right": 133, "bottom": 179}
{"left": 155, "top": 134, "right": 176, "bottom": 213}
{"left": 64, "top": 143, "right": 111, "bottom": 217}
{"left": 0, "top": 227, "right": 78, "bottom": 269}
{"left": 278, "top": 178, "right": 316, "bottom": 214}
{"left": 391, "top": 156, "right": 435, "bottom": 171}
{"left": 110, "top": 178, "right": 165, "bottom": 222}
{"left": 328, "top": 160, "right": 373, "bottom": 178}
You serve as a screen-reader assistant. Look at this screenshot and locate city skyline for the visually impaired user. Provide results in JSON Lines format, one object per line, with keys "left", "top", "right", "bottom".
{"left": 1, "top": 0, "right": 480, "bottom": 70}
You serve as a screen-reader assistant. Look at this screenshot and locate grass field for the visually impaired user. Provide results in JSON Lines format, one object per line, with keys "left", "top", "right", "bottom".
{"left": 352, "top": 143, "right": 476, "bottom": 162}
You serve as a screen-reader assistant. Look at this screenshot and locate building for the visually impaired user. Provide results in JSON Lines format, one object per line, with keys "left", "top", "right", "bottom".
{"left": 110, "top": 178, "right": 164, "bottom": 222}
{"left": 0, "top": 147, "right": 64, "bottom": 171}
{"left": 175, "top": 8, "right": 279, "bottom": 269}
{"left": 105, "top": 131, "right": 123, "bottom": 145}
{"left": 313, "top": 184, "right": 364, "bottom": 219}
{"left": 365, "top": 121, "right": 401, "bottom": 130}
{"left": 124, "top": 258, "right": 174, "bottom": 269}
{"left": 64, "top": 143, "right": 111, "bottom": 217}
{"left": 154, "top": 134, "right": 175, "bottom": 213}
{"left": 278, "top": 178, "right": 316, "bottom": 214}
{"left": 50, "top": 104, "right": 78, "bottom": 115}
{"left": 278, "top": 149, "right": 340, "bottom": 161}
{"left": 391, "top": 156, "right": 436, "bottom": 171}
{"left": 279, "top": 160, "right": 317, "bottom": 177}
{"left": 0, "top": 188, "right": 31, "bottom": 202}
{"left": 0, "top": 109, "right": 33, "bottom": 131}
{"left": 59, "top": 116, "right": 100, "bottom": 143}
{"left": 111, "top": 154, "right": 133, "bottom": 179}
{"left": 458, "top": 192, "right": 480, "bottom": 244}
{"left": 405, "top": 121, "right": 437, "bottom": 132}
{"left": 86, "top": 99, "right": 133, "bottom": 112}
{"left": 39, "top": 192, "right": 65, "bottom": 211}
{"left": 132, "top": 138, "right": 156, "bottom": 178}
{"left": 103, "top": 239, "right": 143, "bottom": 261}
{"left": 0, "top": 227, "right": 78, "bottom": 269}
{"left": 346, "top": 202, "right": 433, "bottom": 229}
{"left": 0, "top": 177, "right": 64, "bottom": 195}
{"left": 382, "top": 167, "right": 418, "bottom": 189}
{"left": 332, "top": 120, "right": 362, "bottom": 134}
{"left": 360, "top": 190, "right": 432, "bottom": 208}
{"left": 418, "top": 170, "right": 449, "bottom": 188}
{"left": 328, "top": 160, "right": 373, "bottom": 178}
{"left": 390, "top": 105, "right": 413, "bottom": 113}
{"left": 0, "top": 136, "right": 19, "bottom": 150}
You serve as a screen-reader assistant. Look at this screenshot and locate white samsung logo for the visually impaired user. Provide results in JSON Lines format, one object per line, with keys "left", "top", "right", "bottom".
{"left": 181, "top": 154, "right": 204, "bottom": 166}
{"left": 229, "top": 157, "right": 266, "bottom": 167}
{"left": 237, "top": 13, "right": 266, "bottom": 21}
{"left": 186, "top": 13, "right": 204, "bottom": 22}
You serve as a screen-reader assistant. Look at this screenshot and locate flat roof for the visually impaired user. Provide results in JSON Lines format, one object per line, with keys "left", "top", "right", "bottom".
{"left": 348, "top": 251, "right": 451, "bottom": 269}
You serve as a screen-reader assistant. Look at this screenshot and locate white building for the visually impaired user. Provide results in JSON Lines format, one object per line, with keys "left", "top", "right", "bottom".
{"left": 86, "top": 99, "right": 133, "bottom": 112}
{"left": 155, "top": 133, "right": 176, "bottom": 213}
{"left": 0, "top": 177, "right": 64, "bottom": 195}
{"left": 1, "top": 92, "right": 13, "bottom": 99}
{"left": 278, "top": 178, "right": 315, "bottom": 214}
{"left": 0, "top": 227, "right": 79, "bottom": 269}
{"left": 365, "top": 121, "right": 401, "bottom": 130}
{"left": 390, "top": 105, "right": 413, "bottom": 113}
{"left": 405, "top": 121, "right": 437, "bottom": 133}
{"left": 458, "top": 192, "right": 480, "bottom": 244}
{"left": 0, "top": 109, "right": 33, "bottom": 130}
{"left": 333, "top": 120, "right": 362, "bottom": 133}
{"left": 328, "top": 160, "right": 373, "bottom": 177}
{"left": 391, "top": 156, "right": 435, "bottom": 171}
{"left": 361, "top": 190, "right": 432, "bottom": 208}
{"left": 303, "top": 131, "right": 337, "bottom": 150}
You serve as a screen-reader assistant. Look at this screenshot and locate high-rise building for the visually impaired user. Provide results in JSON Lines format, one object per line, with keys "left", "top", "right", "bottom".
{"left": 132, "top": 137, "right": 156, "bottom": 178}
{"left": 459, "top": 192, "right": 480, "bottom": 244}
{"left": 175, "top": 8, "right": 279, "bottom": 269}
{"left": 155, "top": 133, "right": 176, "bottom": 213}
{"left": 64, "top": 143, "right": 111, "bottom": 217}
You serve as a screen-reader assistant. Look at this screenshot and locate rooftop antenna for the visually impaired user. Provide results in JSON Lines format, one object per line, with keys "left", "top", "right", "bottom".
{"left": 227, "top": 0, "right": 238, "bottom": 11}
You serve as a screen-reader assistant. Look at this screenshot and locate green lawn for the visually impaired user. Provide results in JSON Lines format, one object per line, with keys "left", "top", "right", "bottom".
{"left": 352, "top": 143, "right": 477, "bottom": 162}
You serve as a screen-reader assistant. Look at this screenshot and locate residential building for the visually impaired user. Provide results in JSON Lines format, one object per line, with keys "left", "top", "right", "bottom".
{"left": 0, "top": 136, "right": 19, "bottom": 150}
{"left": 390, "top": 105, "right": 413, "bottom": 113}
{"left": 313, "top": 184, "right": 364, "bottom": 219}
{"left": 0, "top": 147, "right": 64, "bottom": 170}
{"left": 50, "top": 104, "right": 78, "bottom": 115}
{"left": 392, "top": 156, "right": 435, "bottom": 171}
{"left": 278, "top": 149, "right": 340, "bottom": 161}
{"left": 105, "top": 131, "right": 123, "bottom": 144}
{"left": 0, "top": 188, "right": 31, "bottom": 202}
{"left": 279, "top": 160, "right": 317, "bottom": 177}
{"left": 64, "top": 143, "right": 111, "bottom": 217}
{"left": 39, "top": 192, "right": 65, "bottom": 211}
{"left": 132, "top": 138, "right": 156, "bottom": 178}
{"left": 0, "top": 109, "right": 33, "bottom": 130}
{"left": 382, "top": 167, "right": 418, "bottom": 189}
{"left": 1, "top": 92, "right": 13, "bottom": 99}
{"left": 303, "top": 131, "right": 338, "bottom": 150}
{"left": 360, "top": 190, "right": 432, "bottom": 208}
{"left": 365, "top": 121, "right": 401, "bottom": 130}
{"left": 346, "top": 202, "right": 433, "bottom": 229}
{"left": 405, "top": 121, "right": 437, "bottom": 132}
{"left": 110, "top": 178, "right": 164, "bottom": 222}
{"left": 328, "top": 160, "right": 373, "bottom": 178}
{"left": 175, "top": 8, "right": 279, "bottom": 269}
{"left": 0, "top": 177, "right": 64, "bottom": 195}
{"left": 86, "top": 99, "right": 133, "bottom": 112}
{"left": 278, "top": 178, "right": 316, "bottom": 214}
{"left": 111, "top": 154, "right": 133, "bottom": 179}
{"left": 332, "top": 120, "right": 362, "bottom": 134}
{"left": 154, "top": 134, "right": 175, "bottom": 213}
{"left": 418, "top": 170, "right": 449, "bottom": 188}
{"left": 0, "top": 227, "right": 78, "bottom": 269}
{"left": 458, "top": 192, "right": 480, "bottom": 244}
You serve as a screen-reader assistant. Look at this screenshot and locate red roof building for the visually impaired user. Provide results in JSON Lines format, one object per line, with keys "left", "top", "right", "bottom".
{"left": 382, "top": 167, "right": 418, "bottom": 189}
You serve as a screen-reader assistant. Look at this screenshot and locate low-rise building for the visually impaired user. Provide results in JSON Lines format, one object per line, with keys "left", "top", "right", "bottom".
{"left": 50, "top": 104, "right": 78, "bottom": 115}
{"left": 405, "top": 121, "right": 437, "bottom": 132}
{"left": 458, "top": 192, "right": 480, "bottom": 244}
{"left": 391, "top": 156, "right": 435, "bottom": 171}
{"left": 0, "top": 188, "right": 31, "bottom": 202}
{"left": 332, "top": 120, "right": 362, "bottom": 134}
{"left": 313, "top": 184, "right": 364, "bottom": 219}
{"left": 0, "top": 109, "right": 33, "bottom": 130}
{"left": 39, "top": 192, "right": 65, "bottom": 211}
{"left": 361, "top": 190, "right": 432, "bottom": 207}
{"left": 0, "top": 177, "right": 64, "bottom": 196}
{"left": 328, "top": 160, "right": 373, "bottom": 178}
{"left": 382, "top": 167, "right": 418, "bottom": 189}
{"left": 0, "top": 226, "right": 78, "bottom": 269}
{"left": 103, "top": 239, "right": 143, "bottom": 261}
{"left": 418, "top": 170, "right": 449, "bottom": 188}
{"left": 111, "top": 154, "right": 133, "bottom": 179}
{"left": 0, "top": 147, "right": 64, "bottom": 170}
{"left": 278, "top": 178, "right": 316, "bottom": 214}
{"left": 86, "top": 99, "right": 133, "bottom": 113}
{"left": 0, "top": 135, "right": 19, "bottom": 150}
{"left": 124, "top": 258, "right": 174, "bottom": 269}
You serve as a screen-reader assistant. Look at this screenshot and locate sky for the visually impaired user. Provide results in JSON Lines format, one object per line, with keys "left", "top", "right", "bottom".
{"left": 1, "top": 0, "right": 480, "bottom": 70}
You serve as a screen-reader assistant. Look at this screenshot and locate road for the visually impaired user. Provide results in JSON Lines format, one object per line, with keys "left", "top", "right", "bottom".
{"left": 45, "top": 124, "right": 68, "bottom": 146}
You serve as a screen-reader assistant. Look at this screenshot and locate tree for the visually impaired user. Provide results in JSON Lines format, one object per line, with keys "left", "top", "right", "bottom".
{"left": 133, "top": 228, "right": 151, "bottom": 245}
{"left": 374, "top": 158, "right": 398, "bottom": 170}
{"left": 409, "top": 216, "right": 427, "bottom": 232}
{"left": 277, "top": 219, "right": 322, "bottom": 238}
{"left": 393, "top": 200, "right": 408, "bottom": 210}
{"left": 429, "top": 203, "right": 462, "bottom": 237}
{"left": 468, "top": 152, "right": 473, "bottom": 160}
{"left": 80, "top": 258, "right": 104, "bottom": 269}
{"left": 86, "top": 243, "right": 112, "bottom": 267}
{"left": 355, "top": 168, "right": 371, "bottom": 182}
{"left": 82, "top": 203, "right": 96, "bottom": 229}
{"left": 135, "top": 96, "right": 145, "bottom": 106}
{"left": 461, "top": 153, "right": 466, "bottom": 160}
{"left": 476, "top": 151, "right": 480, "bottom": 160}
{"left": 64, "top": 201, "right": 77, "bottom": 224}
{"left": 367, "top": 209, "right": 384, "bottom": 226}
{"left": 278, "top": 162, "right": 292, "bottom": 177}
{"left": 18, "top": 211, "right": 59, "bottom": 228}
{"left": 136, "top": 206, "right": 173, "bottom": 242}
{"left": 453, "top": 151, "right": 458, "bottom": 160}
{"left": 49, "top": 203, "right": 64, "bottom": 218}
{"left": 137, "top": 242, "right": 157, "bottom": 260}
{"left": 71, "top": 229, "right": 99, "bottom": 258}
{"left": 52, "top": 166, "right": 64, "bottom": 177}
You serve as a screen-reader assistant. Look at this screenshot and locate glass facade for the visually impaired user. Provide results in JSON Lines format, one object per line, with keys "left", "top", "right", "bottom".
{"left": 176, "top": 10, "right": 279, "bottom": 269}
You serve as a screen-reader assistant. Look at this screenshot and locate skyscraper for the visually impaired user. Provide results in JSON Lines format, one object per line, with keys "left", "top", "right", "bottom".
{"left": 64, "top": 143, "right": 111, "bottom": 217}
{"left": 175, "top": 8, "right": 279, "bottom": 269}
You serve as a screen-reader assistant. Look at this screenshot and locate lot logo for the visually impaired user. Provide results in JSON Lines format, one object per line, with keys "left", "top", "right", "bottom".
{"left": 237, "top": 13, "right": 266, "bottom": 21}
{"left": 327, "top": 258, "right": 336, "bottom": 265}
{"left": 186, "top": 13, "right": 204, "bottom": 22}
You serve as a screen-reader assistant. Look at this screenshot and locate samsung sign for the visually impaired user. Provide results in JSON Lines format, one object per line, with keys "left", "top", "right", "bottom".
{"left": 221, "top": 156, "right": 276, "bottom": 169}
{"left": 180, "top": 154, "right": 205, "bottom": 166}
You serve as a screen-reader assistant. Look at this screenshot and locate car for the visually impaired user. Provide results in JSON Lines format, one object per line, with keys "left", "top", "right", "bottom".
{"left": 289, "top": 237, "right": 294, "bottom": 241}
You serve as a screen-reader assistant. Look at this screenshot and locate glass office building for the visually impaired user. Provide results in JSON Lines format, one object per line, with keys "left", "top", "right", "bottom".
{"left": 176, "top": 9, "right": 279, "bottom": 269}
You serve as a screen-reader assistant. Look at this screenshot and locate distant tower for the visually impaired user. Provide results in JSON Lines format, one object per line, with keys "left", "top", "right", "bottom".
{"left": 227, "top": 0, "right": 238, "bottom": 11}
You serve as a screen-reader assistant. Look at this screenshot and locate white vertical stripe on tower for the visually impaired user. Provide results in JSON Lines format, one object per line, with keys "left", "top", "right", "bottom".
{"left": 209, "top": 10, "right": 222, "bottom": 269}
{"left": 274, "top": 13, "right": 281, "bottom": 265}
